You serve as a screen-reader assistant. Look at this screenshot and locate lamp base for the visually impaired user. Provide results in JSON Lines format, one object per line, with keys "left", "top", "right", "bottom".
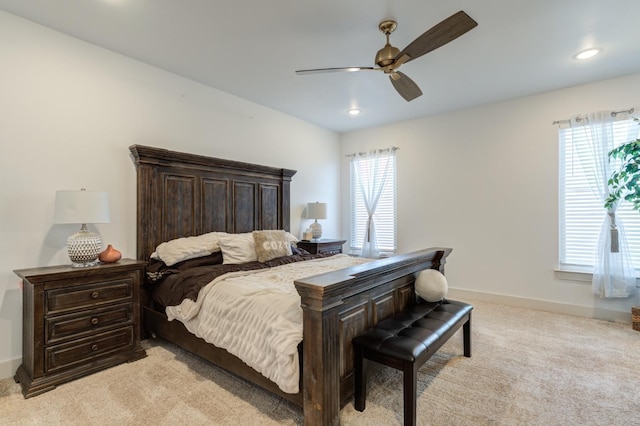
{"left": 310, "top": 221, "right": 322, "bottom": 240}
{"left": 70, "top": 259, "right": 100, "bottom": 268}
{"left": 67, "top": 225, "right": 102, "bottom": 268}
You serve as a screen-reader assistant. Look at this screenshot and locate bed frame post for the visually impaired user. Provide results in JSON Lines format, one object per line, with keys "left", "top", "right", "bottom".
{"left": 299, "top": 289, "right": 342, "bottom": 426}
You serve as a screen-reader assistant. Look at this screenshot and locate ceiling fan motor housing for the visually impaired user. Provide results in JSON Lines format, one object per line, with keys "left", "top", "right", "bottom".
{"left": 375, "top": 44, "right": 400, "bottom": 68}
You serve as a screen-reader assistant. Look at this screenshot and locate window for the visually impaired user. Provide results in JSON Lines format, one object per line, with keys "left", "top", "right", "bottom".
{"left": 349, "top": 151, "right": 397, "bottom": 256}
{"left": 559, "top": 118, "right": 640, "bottom": 269}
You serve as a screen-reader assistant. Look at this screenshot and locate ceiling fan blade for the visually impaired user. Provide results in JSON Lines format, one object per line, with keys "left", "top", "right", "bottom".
{"left": 295, "top": 67, "right": 376, "bottom": 75}
{"left": 395, "top": 10, "right": 477, "bottom": 64}
{"left": 389, "top": 72, "right": 422, "bottom": 101}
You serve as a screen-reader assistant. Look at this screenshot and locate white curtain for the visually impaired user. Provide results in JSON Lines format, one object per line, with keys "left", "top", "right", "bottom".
{"left": 351, "top": 149, "right": 395, "bottom": 258}
{"left": 570, "top": 110, "right": 637, "bottom": 298}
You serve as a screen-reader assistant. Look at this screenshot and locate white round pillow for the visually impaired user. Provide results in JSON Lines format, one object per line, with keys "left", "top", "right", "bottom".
{"left": 415, "top": 269, "right": 448, "bottom": 302}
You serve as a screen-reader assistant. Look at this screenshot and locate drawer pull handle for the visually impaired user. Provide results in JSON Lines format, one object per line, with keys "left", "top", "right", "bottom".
{"left": 91, "top": 291, "right": 99, "bottom": 299}
{"left": 91, "top": 344, "right": 99, "bottom": 351}
{"left": 91, "top": 317, "right": 99, "bottom": 325}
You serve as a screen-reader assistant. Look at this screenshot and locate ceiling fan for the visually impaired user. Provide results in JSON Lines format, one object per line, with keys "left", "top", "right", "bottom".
{"left": 295, "top": 11, "right": 478, "bottom": 102}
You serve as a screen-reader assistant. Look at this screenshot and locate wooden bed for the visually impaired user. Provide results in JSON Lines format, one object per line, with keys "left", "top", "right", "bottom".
{"left": 129, "top": 144, "right": 452, "bottom": 426}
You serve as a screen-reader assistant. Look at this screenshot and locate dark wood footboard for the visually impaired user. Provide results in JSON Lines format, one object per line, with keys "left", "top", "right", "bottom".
{"left": 295, "top": 247, "right": 452, "bottom": 426}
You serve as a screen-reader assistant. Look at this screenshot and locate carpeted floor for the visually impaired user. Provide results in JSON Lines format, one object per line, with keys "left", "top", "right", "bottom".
{"left": 1, "top": 300, "right": 639, "bottom": 425}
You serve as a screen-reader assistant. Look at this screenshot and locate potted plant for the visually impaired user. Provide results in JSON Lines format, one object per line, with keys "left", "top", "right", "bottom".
{"left": 605, "top": 121, "right": 640, "bottom": 331}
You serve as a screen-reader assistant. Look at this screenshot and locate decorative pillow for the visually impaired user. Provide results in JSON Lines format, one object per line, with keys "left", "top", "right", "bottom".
{"left": 415, "top": 269, "right": 448, "bottom": 302}
{"left": 218, "top": 232, "right": 259, "bottom": 264}
{"left": 253, "top": 230, "right": 293, "bottom": 262}
{"left": 151, "top": 231, "right": 226, "bottom": 266}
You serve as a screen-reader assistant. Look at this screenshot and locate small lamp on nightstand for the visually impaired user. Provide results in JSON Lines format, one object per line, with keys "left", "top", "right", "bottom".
{"left": 307, "top": 202, "right": 327, "bottom": 240}
{"left": 53, "top": 188, "right": 110, "bottom": 268}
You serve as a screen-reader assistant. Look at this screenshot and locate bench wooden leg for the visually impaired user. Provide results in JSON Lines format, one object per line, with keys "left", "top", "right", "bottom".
{"left": 403, "top": 362, "right": 417, "bottom": 426}
{"left": 354, "top": 346, "right": 366, "bottom": 412}
{"left": 463, "top": 313, "right": 472, "bottom": 358}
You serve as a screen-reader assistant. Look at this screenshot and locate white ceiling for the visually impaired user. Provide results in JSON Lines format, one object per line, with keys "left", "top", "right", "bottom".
{"left": 2, "top": 0, "right": 640, "bottom": 133}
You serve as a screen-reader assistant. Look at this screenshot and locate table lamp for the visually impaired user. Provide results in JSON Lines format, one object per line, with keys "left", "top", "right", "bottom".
{"left": 307, "top": 202, "right": 327, "bottom": 240}
{"left": 53, "top": 188, "right": 110, "bottom": 267}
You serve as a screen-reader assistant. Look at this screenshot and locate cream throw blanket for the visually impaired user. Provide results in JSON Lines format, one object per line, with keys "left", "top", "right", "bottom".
{"left": 166, "top": 254, "right": 370, "bottom": 393}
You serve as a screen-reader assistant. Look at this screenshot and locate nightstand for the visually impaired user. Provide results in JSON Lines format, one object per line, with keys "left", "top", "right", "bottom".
{"left": 13, "top": 259, "right": 147, "bottom": 398}
{"left": 297, "top": 239, "right": 346, "bottom": 255}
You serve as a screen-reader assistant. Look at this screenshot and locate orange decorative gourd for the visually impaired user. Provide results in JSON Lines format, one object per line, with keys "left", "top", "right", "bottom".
{"left": 99, "top": 245, "right": 122, "bottom": 263}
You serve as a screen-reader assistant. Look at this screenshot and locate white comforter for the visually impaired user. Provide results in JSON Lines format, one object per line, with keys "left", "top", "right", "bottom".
{"left": 165, "top": 254, "right": 370, "bottom": 393}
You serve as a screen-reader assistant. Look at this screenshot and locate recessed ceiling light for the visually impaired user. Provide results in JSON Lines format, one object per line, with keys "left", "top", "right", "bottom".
{"left": 575, "top": 48, "right": 601, "bottom": 60}
{"left": 348, "top": 108, "right": 361, "bottom": 116}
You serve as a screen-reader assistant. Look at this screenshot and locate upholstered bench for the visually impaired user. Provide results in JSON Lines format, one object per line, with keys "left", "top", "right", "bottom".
{"left": 352, "top": 299, "right": 473, "bottom": 426}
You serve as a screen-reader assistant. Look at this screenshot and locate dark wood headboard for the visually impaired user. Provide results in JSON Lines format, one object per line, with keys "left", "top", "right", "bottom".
{"left": 129, "top": 145, "right": 297, "bottom": 261}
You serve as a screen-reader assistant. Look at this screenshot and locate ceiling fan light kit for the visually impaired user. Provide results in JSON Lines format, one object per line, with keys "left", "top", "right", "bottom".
{"left": 295, "top": 10, "right": 478, "bottom": 102}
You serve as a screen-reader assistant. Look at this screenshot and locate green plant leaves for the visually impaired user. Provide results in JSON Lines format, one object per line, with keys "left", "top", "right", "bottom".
{"left": 606, "top": 136, "right": 640, "bottom": 211}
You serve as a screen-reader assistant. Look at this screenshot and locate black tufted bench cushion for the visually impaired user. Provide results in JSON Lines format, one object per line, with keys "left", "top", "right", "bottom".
{"left": 352, "top": 299, "right": 473, "bottom": 426}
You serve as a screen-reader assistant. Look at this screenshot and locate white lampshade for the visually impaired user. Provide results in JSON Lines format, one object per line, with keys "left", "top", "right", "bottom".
{"left": 54, "top": 190, "right": 110, "bottom": 224}
{"left": 307, "top": 202, "right": 327, "bottom": 220}
{"left": 53, "top": 189, "right": 110, "bottom": 268}
{"left": 307, "top": 202, "right": 327, "bottom": 240}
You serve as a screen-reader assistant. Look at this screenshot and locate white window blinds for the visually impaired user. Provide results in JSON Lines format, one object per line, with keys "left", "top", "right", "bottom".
{"left": 559, "top": 119, "right": 640, "bottom": 269}
{"left": 349, "top": 151, "right": 397, "bottom": 255}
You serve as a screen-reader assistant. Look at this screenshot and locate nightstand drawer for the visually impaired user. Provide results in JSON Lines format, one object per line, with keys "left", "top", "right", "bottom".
{"left": 46, "top": 303, "right": 134, "bottom": 344}
{"left": 45, "top": 326, "right": 134, "bottom": 373}
{"left": 46, "top": 279, "right": 133, "bottom": 314}
{"left": 319, "top": 247, "right": 342, "bottom": 255}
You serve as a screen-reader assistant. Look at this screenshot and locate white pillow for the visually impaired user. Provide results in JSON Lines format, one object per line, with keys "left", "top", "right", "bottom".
{"left": 153, "top": 232, "right": 226, "bottom": 266}
{"left": 218, "top": 232, "right": 258, "bottom": 264}
{"left": 415, "top": 269, "right": 448, "bottom": 302}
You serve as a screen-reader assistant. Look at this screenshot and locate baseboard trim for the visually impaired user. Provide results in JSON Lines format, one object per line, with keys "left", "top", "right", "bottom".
{"left": 448, "top": 288, "right": 632, "bottom": 324}
{"left": 0, "top": 357, "right": 21, "bottom": 381}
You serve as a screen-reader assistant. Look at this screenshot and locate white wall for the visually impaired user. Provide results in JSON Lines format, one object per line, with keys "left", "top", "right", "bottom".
{"left": 341, "top": 72, "right": 640, "bottom": 323}
{"left": 0, "top": 11, "right": 341, "bottom": 378}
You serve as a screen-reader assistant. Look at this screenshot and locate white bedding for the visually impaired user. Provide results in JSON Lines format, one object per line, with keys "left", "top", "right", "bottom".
{"left": 165, "top": 254, "right": 370, "bottom": 393}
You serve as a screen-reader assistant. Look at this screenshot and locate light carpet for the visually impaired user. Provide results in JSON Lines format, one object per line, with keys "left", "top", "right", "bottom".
{"left": 1, "top": 300, "right": 639, "bottom": 426}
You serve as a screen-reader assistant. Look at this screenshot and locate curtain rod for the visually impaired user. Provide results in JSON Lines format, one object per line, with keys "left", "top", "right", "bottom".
{"left": 345, "top": 146, "right": 399, "bottom": 158}
{"left": 552, "top": 107, "right": 635, "bottom": 125}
